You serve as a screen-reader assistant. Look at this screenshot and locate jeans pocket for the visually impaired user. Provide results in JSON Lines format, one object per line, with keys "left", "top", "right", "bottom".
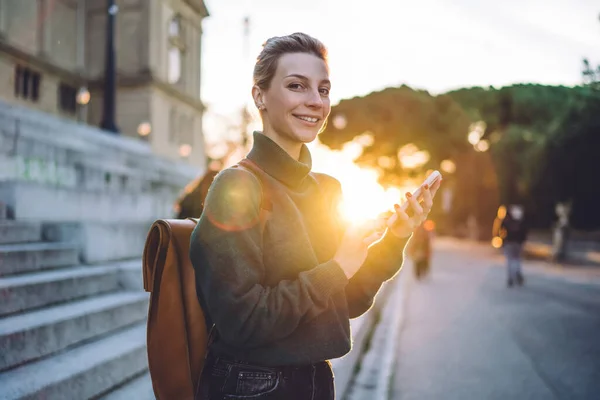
{"left": 221, "top": 364, "right": 280, "bottom": 398}
{"left": 235, "top": 370, "right": 279, "bottom": 397}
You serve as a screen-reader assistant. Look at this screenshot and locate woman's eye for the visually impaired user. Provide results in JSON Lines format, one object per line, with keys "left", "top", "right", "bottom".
{"left": 319, "top": 88, "right": 330, "bottom": 96}
{"left": 288, "top": 83, "right": 304, "bottom": 90}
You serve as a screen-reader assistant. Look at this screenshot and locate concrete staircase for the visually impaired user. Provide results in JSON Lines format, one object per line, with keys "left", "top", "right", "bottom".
{"left": 0, "top": 218, "right": 154, "bottom": 400}
{"left": 0, "top": 100, "right": 201, "bottom": 399}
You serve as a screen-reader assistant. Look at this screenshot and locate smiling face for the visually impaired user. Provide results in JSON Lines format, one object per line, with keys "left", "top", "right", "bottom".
{"left": 253, "top": 52, "right": 331, "bottom": 153}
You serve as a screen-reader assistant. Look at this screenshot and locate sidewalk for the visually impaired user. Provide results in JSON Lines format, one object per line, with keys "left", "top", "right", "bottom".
{"left": 439, "top": 237, "right": 600, "bottom": 285}
{"left": 524, "top": 240, "right": 600, "bottom": 266}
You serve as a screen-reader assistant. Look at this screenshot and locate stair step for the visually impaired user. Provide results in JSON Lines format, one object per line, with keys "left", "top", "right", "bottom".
{"left": 99, "top": 372, "right": 155, "bottom": 400}
{"left": 0, "top": 221, "right": 41, "bottom": 244}
{"left": 0, "top": 324, "right": 147, "bottom": 400}
{"left": 0, "top": 241, "right": 79, "bottom": 277}
{"left": 0, "top": 265, "right": 121, "bottom": 316}
{"left": 118, "top": 259, "right": 144, "bottom": 290}
{"left": 0, "top": 181, "right": 158, "bottom": 222}
{"left": 0, "top": 292, "right": 148, "bottom": 371}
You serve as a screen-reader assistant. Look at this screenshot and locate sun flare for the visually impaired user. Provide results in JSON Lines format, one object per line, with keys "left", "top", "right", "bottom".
{"left": 309, "top": 135, "right": 415, "bottom": 225}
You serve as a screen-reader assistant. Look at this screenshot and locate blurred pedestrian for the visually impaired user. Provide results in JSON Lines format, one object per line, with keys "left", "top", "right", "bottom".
{"left": 407, "top": 221, "right": 434, "bottom": 280}
{"left": 174, "top": 160, "right": 222, "bottom": 219}
{"left": 499, "top": 204, "right": 529, "bottom": 287}
{"left": 189, "top": 32, "right": 442, "bottom": 399}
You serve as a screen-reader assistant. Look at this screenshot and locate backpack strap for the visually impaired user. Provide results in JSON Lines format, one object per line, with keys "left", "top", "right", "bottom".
{"left": 234, "top": 158, "right": 273, "bottom": 211}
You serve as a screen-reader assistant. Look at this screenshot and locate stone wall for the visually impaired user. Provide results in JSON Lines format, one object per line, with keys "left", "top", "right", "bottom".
{"left": 0, "top": 99, "right": 202, "bottom": 263}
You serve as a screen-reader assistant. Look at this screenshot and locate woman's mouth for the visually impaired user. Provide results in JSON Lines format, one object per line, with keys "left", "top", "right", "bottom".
{"left": 293, "top": 115, "right": 320, "bottom": 125}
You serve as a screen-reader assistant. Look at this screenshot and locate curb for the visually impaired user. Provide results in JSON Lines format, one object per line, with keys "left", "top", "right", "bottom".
{"left": 331, "top": 308, "right": 377, "bottom": 398}
{"left": 345, "top": 269, "right": 409, "bottom": 399}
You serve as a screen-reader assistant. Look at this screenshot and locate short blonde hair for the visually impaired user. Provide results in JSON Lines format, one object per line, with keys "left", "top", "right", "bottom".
{"left": 253, "top": 32, "right": 328, "bottom": 90}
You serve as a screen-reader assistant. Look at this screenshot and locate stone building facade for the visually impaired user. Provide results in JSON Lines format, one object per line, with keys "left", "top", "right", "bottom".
{"left": 0, "top": 0, "right": 209, "bottom": 168}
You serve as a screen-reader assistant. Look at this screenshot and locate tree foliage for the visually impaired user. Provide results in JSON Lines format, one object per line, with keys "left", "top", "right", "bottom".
{"left": 321, "top": 86, "right": 471, "bottom": 182}
{"left": 320, "top": 84, "right": 600, "bottom": 231}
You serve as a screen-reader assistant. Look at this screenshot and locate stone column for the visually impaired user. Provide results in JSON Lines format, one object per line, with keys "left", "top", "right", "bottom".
{"left": 193, "top": 24, "right": 201, "bottom": 98}
{"left": 139, "top": 0, "right": 150, "bottom": 73}
{"left": 38, "top": 0, "right": 51, "bottom": 56}
{"left": 187, "top": 24, "right": 195, "bottom": 98}
{"left": 0, "top": 0, "right": 6, "bottom": 35}
{"left": 76, "top": 0, "right": 86, "bottom": 71}
{"left": 197, "top": 24, "right": 203, "bottom": 98}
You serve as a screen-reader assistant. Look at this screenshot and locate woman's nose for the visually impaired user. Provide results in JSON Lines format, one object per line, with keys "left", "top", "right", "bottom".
{"left": 305, "top": 90, "right": 323, "bottom": 108}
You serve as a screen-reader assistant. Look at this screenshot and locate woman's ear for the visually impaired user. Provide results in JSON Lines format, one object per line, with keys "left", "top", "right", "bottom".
{"left": 252, "top": 85, "right": 265, "bottom": 110}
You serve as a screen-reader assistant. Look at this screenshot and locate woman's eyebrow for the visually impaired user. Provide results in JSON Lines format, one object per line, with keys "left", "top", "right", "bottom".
{"left": 285, "top": 74, "right": 331, "bottom": 86}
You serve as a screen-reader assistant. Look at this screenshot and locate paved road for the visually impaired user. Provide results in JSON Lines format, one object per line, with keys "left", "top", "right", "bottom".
{"left": 391, "top": 239, "right": 600, "bottom": 400}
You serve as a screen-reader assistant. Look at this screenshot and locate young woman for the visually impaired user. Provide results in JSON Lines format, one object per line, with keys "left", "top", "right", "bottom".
{"left": 190, "top": 32, "right": 441, "bottom": 399}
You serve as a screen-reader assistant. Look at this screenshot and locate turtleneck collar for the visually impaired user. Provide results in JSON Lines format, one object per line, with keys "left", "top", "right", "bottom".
{"left": 246, "top": 131, "right": 312, "bottom": 188}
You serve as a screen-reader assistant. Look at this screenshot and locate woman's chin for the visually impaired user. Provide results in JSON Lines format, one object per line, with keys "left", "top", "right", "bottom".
{"left": 292, "top": 128, "right": 320, "bottom": 143}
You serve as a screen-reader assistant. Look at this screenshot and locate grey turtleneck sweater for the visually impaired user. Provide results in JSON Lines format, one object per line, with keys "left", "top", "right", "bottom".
{"left": 190, "top": 132, "right": 409, "bottom": 366}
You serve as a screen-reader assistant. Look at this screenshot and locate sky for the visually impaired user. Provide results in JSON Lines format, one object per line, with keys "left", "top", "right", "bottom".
{"left": 200, "top": 0, "right": 600, "bottom": 140}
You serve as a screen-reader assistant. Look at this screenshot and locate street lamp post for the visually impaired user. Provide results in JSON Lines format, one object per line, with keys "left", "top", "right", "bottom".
{"left": 100, "top": 0, "right": 119, "bottom": 134}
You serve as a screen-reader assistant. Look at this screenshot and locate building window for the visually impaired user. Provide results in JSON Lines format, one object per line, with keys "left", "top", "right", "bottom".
{"left": 58, "top": 83, "right": 77, "bottom": 114}
{"left": 14, "top": 65, "right": 41, "bottom": 102}
{"left": 31, "top": 73, "right": 40, "bottom": 101}
{"left": 167, "top": 15, "right": 185, "bottom": 84}
{"left": 168, "top": 47, "right": 182, "bottom": 84}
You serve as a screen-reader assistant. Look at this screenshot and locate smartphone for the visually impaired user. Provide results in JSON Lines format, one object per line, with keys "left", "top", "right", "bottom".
{"left": 400, "top": 170, "right": 442, "bottom": 212}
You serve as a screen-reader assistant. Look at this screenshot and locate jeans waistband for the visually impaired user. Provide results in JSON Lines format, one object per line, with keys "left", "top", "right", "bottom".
{"left": 208, "top": 352, "right": 331, "bottom": 376}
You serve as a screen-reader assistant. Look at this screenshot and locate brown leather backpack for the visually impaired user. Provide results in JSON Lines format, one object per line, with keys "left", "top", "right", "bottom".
{"left": 143, "top": 218, "right": 206, "bottom": 400}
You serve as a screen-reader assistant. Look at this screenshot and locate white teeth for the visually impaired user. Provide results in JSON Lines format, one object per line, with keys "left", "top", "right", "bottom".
{"left": 296, "top": 116, "right": 318, "bottom": 123}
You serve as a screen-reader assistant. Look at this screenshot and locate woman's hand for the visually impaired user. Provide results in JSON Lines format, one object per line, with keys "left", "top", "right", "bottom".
{"left": 334, "top": 179, "right": 442, "bottom": 278}
{"left": 334, "top": 218, "right": 387, "bottom": 279}
{"left": 387, "top": 179, "right": 442, "bottom": 238}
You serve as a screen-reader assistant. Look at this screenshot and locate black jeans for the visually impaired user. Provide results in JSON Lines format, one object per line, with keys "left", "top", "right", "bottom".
{"left": 196, "top": 352, "right": 335, "bottom": 399}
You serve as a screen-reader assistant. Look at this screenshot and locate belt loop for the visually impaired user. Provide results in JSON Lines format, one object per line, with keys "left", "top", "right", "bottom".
{"left": 310, "top": 364, "right": 316, "bottom": 400}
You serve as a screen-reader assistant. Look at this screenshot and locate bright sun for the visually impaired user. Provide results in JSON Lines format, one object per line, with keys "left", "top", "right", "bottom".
{"left": 309, "top": 134, "right": 420, "bottom": 225}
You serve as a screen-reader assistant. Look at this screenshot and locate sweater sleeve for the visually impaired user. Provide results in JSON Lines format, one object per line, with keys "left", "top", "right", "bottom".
{"left": 322, "top": 177, "right": 410, "bottom": 318}
{"left": 189, "top": 168, "right": 349, "bottom": 349}
{"left": 345, "top": 231, "right": 410, "bottom": 318}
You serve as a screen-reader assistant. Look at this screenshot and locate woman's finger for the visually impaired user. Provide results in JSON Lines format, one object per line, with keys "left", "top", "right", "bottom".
{"left": 393, "top": 203, "right": 410, "bottom": 222}
{"left": 406, "top": 192, "right": 424, "bottom": 218}
{"left": 412, "top": 213, "right": 424, "bottom": 227}
{"left": 430, "top": 179, "right": 442, "bottom": 198}
{"left": 422, "top": 185, "right": 433, "bottom": 213}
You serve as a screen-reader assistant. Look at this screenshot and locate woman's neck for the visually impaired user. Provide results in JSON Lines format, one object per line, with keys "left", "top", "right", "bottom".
{"left": 262, "top": 128, "right": 302, "bottom": 160}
